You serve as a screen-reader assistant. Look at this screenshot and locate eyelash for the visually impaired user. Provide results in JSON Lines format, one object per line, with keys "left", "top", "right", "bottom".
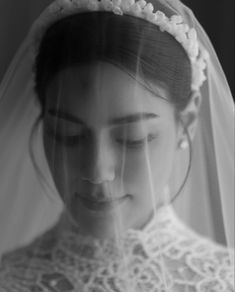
{"left": 53, "top": 133, "right": 84, "bottom": 147}
{"left": 116, "top": 134, "right": 158, "bottom": 149}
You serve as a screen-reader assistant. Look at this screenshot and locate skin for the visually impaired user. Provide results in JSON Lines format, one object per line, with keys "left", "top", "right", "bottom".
{"left": 43, "top": 62, "right": 200, "bottom": 239}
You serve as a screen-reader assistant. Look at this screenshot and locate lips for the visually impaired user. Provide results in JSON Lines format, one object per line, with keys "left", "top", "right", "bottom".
{"left": 74, "top": 191, "right": 125, "bottom": 202}
{"left": 74, "top": 192, "right": 128, "bottom": 212}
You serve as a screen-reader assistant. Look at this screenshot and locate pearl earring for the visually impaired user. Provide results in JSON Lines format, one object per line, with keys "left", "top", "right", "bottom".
{"left": 179, "top": 140, "right": 188, "bottom": 150}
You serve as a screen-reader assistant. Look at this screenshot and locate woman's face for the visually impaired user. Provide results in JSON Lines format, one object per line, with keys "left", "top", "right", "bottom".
{"left": 43, "top": 62, "right": 180, "bottom": 238}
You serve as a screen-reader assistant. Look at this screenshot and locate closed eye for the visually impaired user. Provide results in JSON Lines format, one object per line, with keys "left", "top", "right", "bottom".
{"left": 44, "top": 126, "right": 86, "bottom": 147}
{"left": 116, "top": 134, "right": 158, "bottom": 149}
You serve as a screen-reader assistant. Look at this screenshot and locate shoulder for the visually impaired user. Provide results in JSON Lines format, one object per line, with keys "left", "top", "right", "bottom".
{"left": 187, "top": 237, "right": 234, "bottom": 291}
{"left": 0, "top": 228, "right": 59, "bottom": 291}
{"left": 162, "top": 222, "right": 234, "bottom": 292}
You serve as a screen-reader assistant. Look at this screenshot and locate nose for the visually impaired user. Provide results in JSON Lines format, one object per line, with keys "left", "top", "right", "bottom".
{"left": 81, "top": 134, "right": 115, "bottom": 184}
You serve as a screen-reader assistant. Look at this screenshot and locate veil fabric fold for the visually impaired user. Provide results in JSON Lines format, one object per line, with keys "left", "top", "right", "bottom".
{"left": 0, "top": 0, "right": 234, "bottom": 260}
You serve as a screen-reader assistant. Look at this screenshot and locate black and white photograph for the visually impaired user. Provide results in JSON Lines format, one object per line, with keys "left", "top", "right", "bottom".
{"left": 0, "top": 0, "right": 234, "bottom": 291}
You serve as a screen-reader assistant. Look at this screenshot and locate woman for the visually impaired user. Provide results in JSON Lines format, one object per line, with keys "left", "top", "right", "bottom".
{"left": 0, "top": 0, "right": 234, "bottom": 291}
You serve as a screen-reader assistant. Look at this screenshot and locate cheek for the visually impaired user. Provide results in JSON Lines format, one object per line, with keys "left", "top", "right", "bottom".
{"left": 43, "top": 135, "right": 75, "bottom": 199}
{"left": 121, "top": 132, "right": 177, "bottom": 196}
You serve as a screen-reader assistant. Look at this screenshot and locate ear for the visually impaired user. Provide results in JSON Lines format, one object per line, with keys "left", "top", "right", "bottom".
{"left": 177, "top": 91, "right": 202, "bottom": 148}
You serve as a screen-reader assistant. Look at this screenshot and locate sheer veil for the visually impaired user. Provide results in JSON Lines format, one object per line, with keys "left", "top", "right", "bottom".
{"left": 0, "top": 0, "right": 234, "bottom": 260}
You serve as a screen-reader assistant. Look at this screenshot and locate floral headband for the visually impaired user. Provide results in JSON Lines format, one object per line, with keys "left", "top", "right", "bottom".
{"left": 31, "top": 0, "right": 209, "bottom": 91}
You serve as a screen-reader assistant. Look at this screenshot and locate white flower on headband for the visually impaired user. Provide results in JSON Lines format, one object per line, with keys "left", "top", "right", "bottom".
{"left": 31, "top": 0, "right": 209, "bottom": 91}
{"left": 87, "top": 0, "right": 99, "bottom": 10}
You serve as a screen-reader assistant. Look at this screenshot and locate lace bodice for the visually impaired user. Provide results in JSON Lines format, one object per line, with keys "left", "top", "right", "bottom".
{"left": 0, "top": 206, "right": 234, "bottom": 292}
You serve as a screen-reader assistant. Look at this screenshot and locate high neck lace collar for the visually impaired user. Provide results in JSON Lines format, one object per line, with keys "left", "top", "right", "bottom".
{"left": 2, "top": 204, "right": 233, "bottom": 292}
{"left": 54, "top": 204, "right": 181, "bottom": 263}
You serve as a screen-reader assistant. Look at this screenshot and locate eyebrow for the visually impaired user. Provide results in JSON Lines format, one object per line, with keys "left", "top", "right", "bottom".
{"left": 48, "top": 109, "right": 159, "bottom": 125}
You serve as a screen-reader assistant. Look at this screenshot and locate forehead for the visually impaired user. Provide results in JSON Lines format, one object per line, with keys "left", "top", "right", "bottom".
{"left": 45, "top": 62, "right": 172, "bottom": 124}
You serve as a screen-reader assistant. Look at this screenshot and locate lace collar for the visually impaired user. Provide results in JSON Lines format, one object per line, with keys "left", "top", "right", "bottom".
{"left": 53, "top": 204, "right": 182, "bottom": 263}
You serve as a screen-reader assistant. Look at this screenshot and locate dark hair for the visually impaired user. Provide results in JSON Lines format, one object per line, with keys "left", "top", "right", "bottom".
{"left": 34, "top": 11, "right": 192, "bottom": 115}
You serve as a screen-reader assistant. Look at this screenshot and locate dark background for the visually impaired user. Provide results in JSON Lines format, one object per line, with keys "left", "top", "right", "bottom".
{"left": 0, "top": 0, "right": 234, "bottom": 97}
{"left": 183, "top": 0, "right": 234, "bottom": 97}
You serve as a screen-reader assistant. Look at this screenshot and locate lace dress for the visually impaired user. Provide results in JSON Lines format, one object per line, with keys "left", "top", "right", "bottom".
{"left": 0, "top": 205, "right": 234, "bottom": 292}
